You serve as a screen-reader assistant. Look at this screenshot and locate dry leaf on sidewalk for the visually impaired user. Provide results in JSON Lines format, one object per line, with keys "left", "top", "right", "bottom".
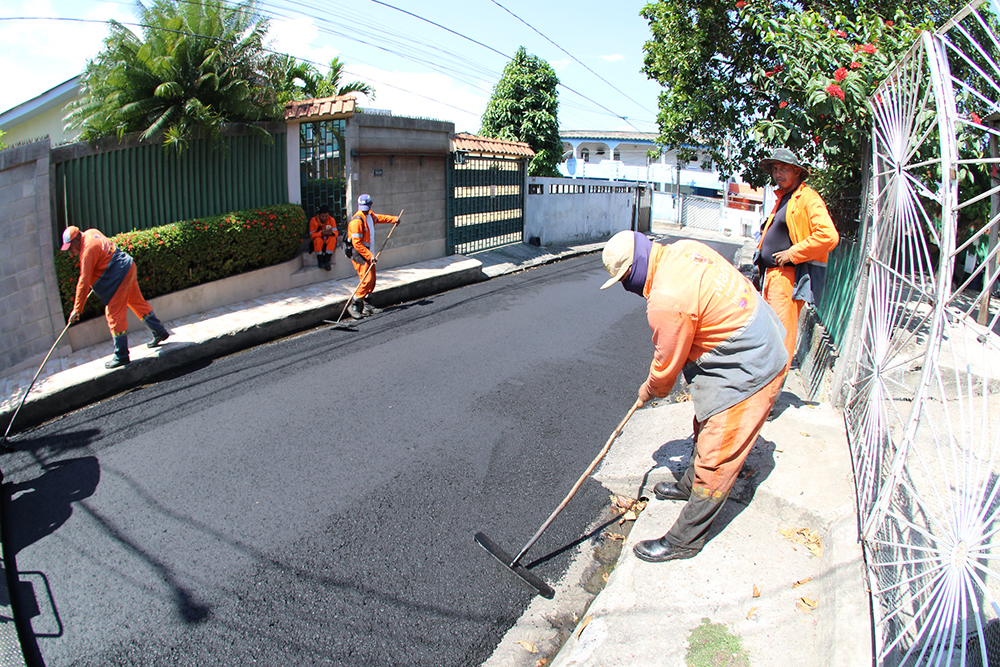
{"left": 577, "top": 615, "right": 593, "bottom": 637}
{"left": 676, "top": 391, "right": 692, "bottom": 402}
{"left": 752, "top": 584, "right": 760, "bottom": 598}
{"left": 746, "top": 606, "right": 759, "bottom": 620}
{"left": 779, "top": 525, "right": 824, "bottom": 558}
{"left": 609, "top": 495, "right": 647, "bottom": 524}
{"left": 793, "top": 577, "right": 813, "bottom": 588}
{"left": 515, "top": 641, "right": 538, "bottom": 654}
{"left": 796, "top": 597, "right": 818, "bottom": 614}
{"left": 536, "top": 659, "right": 548, "bottom": 667}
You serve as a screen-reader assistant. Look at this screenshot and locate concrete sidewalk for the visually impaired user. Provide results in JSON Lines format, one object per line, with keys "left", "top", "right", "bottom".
{"left": 0, "top": 228, "right": 868, "bottom": 667}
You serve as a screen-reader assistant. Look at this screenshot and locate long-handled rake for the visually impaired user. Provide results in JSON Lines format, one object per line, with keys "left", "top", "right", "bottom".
{"left": 325, "top": 210, "right": 403, "bottom": 331}
{"left": 475, "top": 398, "right": 642, "bottom": 598}
{"left": 1, "top": 317, "right": 76, "bottom": 450}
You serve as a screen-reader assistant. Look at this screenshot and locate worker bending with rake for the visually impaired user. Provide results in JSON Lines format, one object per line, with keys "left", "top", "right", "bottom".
{"left": 62, "top": 226, "right": 170, "bottom": 369}
{"left": 601, "top": 231, "right": 787, "bottom": 563}
{"left": 346, "top": 194, "right": 400, "bottom": 319}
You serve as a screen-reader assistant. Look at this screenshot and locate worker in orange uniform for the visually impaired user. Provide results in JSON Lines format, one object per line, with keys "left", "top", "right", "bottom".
{"left": 755, "top": 148, "right": 839, "bottom": 371}
{"left": 309, "top": 204, "right": 338, "bottom": 271}
{"left": 346, "top": 194, "right": 399, "bottom": 319}
{"left": 601, "top": 231, "right": 787, "bottom": 562}
{"left": 62, "top": 226, "right": 170, "bottom": 369}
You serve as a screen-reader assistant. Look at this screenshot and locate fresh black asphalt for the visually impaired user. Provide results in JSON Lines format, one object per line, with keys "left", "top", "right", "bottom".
{"left": 0, "top": 254, "right": 658, "bottom": 667}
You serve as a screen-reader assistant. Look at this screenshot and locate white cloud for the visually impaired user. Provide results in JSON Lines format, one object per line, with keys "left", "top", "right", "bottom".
{"left": 267, "top": 16, "right": 340, "bottom": 69}
{"left": 550, "top": 58, "right": 571, "bottom": 72}
{"left": 600, "top": 54, "right": 625, "bottom": 62}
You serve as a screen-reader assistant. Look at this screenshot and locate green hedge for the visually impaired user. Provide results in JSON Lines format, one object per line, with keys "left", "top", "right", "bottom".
{"left": 55, "top": 203, "right": 307, "bottom": 320}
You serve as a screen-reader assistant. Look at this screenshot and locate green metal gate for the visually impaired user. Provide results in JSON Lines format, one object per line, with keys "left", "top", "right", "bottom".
{"left": 446, "top": 154, "right": 526, "bottom": 254}
{"left": 54, "top": 132, "right": 287, "bottom": 236}
{"left": 299, "top": 119, "right": 347, "bottom": 235}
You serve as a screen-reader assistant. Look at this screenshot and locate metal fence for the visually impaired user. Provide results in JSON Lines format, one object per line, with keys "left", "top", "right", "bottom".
{"left": 53, "top": 129, "right": 287, "bottom": 236}
{"left": 680, "top": 194, "right": 722, "bottom": 231}
{"left": 299, "top": 119, "right": 347, "bottom": 235}
{"left": 840, "top": 5, "right": 1000, "bottom": 664}
{"left": 446, "top": 154, "right": 526, "bottom": 254}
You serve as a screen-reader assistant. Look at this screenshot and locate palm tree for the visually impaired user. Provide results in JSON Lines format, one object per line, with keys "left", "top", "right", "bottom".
{"left": 313, "top": 57, "right": 375, "bottom": 100}
{"left": 66, "top": 0, "right": 281, "bottom": 151}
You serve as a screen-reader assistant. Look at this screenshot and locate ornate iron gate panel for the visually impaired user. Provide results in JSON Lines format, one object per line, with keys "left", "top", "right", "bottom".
{"left": 446, "top": 154, "right": 526, "bottom": 254}
{"left": 844, "top": 4, "right": 1000, "bottom": 664}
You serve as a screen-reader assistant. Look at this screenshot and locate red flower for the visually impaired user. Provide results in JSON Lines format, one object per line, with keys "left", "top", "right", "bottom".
{"left": 779, "top": 101, "right": 788, "bottom": 108}
{"left": 834, "top": 67, "right": 848, "bottom": 82}
{"left": 765, "top": 70, "right": 774, "bottom": 77}
{"left": 862, "top": 43, "right": 877, "bottom": 54}
{"left": 826, "top": 83, "right": 845, "bottom": 101}
{"left": 813, "top": 135, "right": 821, "bottom": 145}
{"left": 832, "top": 29, "right": 847, "bottom": 38}
{"left": 853, "top": 44, "right": 862, "bottom": 53}
{"left": 885, "top": 21, "right": 894, "bottom": 27}
{"left": 736, "top": 0, "right": 747, "bottom": 7}
{"left": 971, "top": 112, "right": 982, "bottom": 124}
{"left": 775, "top": 65, "right": 784, "bottom": 72}
{"left": 850, "top": 61, "right": 863, "bottom": 69}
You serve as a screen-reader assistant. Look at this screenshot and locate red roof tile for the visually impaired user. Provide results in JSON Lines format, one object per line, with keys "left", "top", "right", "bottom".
{"left": 284, "top": 95, "right": 357, "bottom": 121}
{"left": 453, "top": 132, "right": 534, "bottom": 157}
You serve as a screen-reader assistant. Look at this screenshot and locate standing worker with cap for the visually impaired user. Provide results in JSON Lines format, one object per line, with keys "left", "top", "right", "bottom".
{"left": 308, "top": 204, "right": 338, "bottom": 271}
{"left": 346, "top": 194, "right": 400, "bottom": 319}
{"left": 601, "top": 231, "right": 787, "bottom": 562}
{"left": 62, "top": 226, "right": 170, "bottom": 369}
{"left": 755, "top": 148, "right": 839, "bottom": 371}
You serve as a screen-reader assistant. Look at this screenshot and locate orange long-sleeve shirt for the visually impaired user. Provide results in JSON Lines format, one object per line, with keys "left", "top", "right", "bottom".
{"left": 73, "top": 229, "right": 133, "bottom": 313}
{"left": 348, "top": 211, "right": 398, "bottom": 262}
{"left": 758, "top": 183, "right": 839, "bottom": 265}
{"left": 640, "top": 240, "right": 787, "bottom": 420}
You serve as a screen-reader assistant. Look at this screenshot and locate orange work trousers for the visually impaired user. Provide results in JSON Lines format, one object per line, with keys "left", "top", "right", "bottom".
{"left": 351, "top": 258, "right": 376, "bottom": 299}
{"left": 312, "top": 236, "right": 337, "bottom": 253}
{"left": 663, "top": 369, "right": 785, "bottom": 550}
{"left": 105, "top": 264, "right": 153, "bottom": 336}
{"left": 761, "top": 265, "right": 802, "bottom": 372}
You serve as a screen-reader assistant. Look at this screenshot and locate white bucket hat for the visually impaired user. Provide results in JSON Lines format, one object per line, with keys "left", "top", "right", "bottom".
{"left": 600, "top": 231, "right": 635, "bottom": 290}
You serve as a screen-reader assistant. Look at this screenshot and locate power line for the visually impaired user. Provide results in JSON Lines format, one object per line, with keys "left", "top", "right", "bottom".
{"left": 486, "top": 0, "right": 658, "bottom": 117}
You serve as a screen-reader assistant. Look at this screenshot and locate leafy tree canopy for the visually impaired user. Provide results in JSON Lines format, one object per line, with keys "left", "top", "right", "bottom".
{"left": 268, "top": 55, "right": 375, "bottom": 104}
{"left": 641, "top": 0, "right": 969, "bottom": 229}
{"left": 480, "top": 46, "right": 562, "bottom": 177}
{"left": 67, "top": 0, "right": 281, "bottom": 151}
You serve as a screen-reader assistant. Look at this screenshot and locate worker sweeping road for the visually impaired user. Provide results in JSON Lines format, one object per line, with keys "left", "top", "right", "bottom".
{"left": 308, "top": 203, "right": 338, "bottom": 271}
{"left": 600, "top": 231, "right": 788, "bottom": 563}
{"left": 62, "top": 226, "right": 170, "bottom": 369}
{"left": 346, "top": 194, "right": 400, "bottom": 319}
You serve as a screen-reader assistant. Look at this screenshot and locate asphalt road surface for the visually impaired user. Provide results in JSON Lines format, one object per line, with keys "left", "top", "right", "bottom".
{"left": 1, "top": 254, "right": 656, "bottom": 667}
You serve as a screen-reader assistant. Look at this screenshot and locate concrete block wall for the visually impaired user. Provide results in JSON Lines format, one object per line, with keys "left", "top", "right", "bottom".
{"left": 524, "top": 176, "right": 641, "bottom": 246}
{"left": 345, "top": 114, "right": 453, "bottom": 266}
{"left": 0, "top": 139, "right": 67, "bottom": 378}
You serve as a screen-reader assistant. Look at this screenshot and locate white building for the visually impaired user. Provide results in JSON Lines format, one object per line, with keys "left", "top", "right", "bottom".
{"left": 559, "top": 130, "right": 765, "bottom": 236}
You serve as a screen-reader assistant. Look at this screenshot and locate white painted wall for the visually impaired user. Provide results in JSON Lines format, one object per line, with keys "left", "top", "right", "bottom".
{"left": 523, "top": 176, "right": 638, "bottom": 246}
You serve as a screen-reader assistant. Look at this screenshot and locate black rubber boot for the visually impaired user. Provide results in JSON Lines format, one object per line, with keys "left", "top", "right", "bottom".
{"left": 361, "top": 300, "right": 381, "bottom": 316}
{"left": 320, "top": 253, "right": 332, "bottom": 271}
{"left": 653, "top": 481, "right": 689, "bottom": 501}
{"left": 633, "top": 537, "right": 699, "bottom": 563}
{"left": 144, "top": 313, "right": 170, "bottom": 348}
{"left": 347, "top": 298, "right": 364, "bottom": 320}
{"left": 106, "top": 334, "right": 130, "bottom": 369}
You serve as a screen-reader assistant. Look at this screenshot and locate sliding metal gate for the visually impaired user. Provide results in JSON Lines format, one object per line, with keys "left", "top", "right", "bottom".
{"left": 445, "top": 154, "right": 526, "bottom": 254}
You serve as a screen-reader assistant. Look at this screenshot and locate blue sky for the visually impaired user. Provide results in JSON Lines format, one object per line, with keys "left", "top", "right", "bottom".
{"left": 0, "top": 0, "right": 664, "bottom": 135}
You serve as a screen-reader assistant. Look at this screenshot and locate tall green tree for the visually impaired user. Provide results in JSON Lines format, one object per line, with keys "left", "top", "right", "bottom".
{"left": 641, "top": 0, "right": 969, "bottom": 228}
{"left": 67, "top": 0, "right": 281, "bottom": 151}
{"left": 480, "top": 46, "right": 562, "bottom": 177}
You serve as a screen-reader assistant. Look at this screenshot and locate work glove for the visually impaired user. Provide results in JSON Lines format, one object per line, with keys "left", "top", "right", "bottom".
{"left": 69, "top": 311, "right": 80, "bottom": 324}
{"left": 369, "top": 257, "right": 377, "bottom": 266}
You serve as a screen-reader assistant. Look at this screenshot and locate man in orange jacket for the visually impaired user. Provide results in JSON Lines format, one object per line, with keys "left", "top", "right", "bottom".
{"left": 308, "top": 204, "right": 338, "bottom": 271}
{"left": 62, "top": 226, "right": 170, "bottom": 369}
{"left": 346, "top": 194, "right": 399, "bottom": 319}
{"left": 755, "top": 148, "right": 839, "bottom": 371}
{"left": 601, "top": 231, "right": 787, "bottom": 562}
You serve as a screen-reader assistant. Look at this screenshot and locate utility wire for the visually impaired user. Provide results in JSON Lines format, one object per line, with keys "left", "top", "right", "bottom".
{"left": 486, "top": 0, "right": 658, "bottom": 117}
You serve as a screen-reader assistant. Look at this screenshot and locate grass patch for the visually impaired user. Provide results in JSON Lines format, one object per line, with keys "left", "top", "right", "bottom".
{"left": 685, "top": 618, "right": 750, "bottom": 667}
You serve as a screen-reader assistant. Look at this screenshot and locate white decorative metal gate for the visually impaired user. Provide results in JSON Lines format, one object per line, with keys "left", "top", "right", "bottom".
{"left": 846, "top": 2, "right": 1000, "bottom": 664}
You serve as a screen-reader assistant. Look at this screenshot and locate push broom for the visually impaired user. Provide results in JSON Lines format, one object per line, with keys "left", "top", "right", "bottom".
{"left": 475, "top": 398, "right": 642, "bottom": 598}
